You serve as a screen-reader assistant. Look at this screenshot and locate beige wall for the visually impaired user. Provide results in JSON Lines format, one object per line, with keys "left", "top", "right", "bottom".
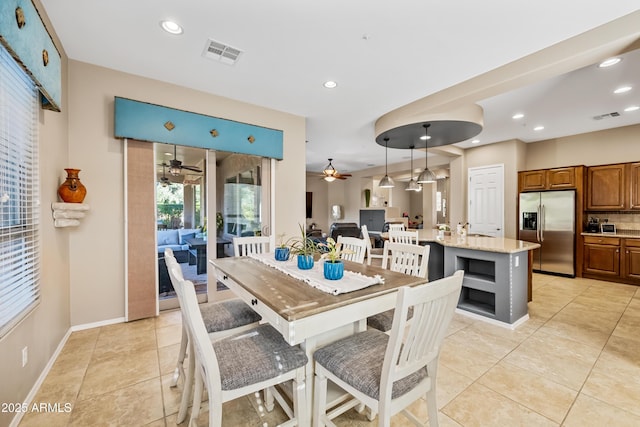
{"left": 66, "top": 60, "right": 306, "bottom": 325}
{"left": 305, "top": 173, "right": 330, "bottom": 231}
{"left": 524, "top": 124, "right": 640, "bottom": 169}
{"left": 0, "top": 2, "right": 72, "bottom": 425}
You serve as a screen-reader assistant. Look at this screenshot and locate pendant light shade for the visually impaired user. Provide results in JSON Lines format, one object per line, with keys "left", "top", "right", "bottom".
{"left": 406, "top": 145, "right": 420, "bottom": 191}
{"left": 417, "top": 123, "right": 436, "bottom": 184}
{"left": 379, "top": 137, "right": 395, "bottom": 188}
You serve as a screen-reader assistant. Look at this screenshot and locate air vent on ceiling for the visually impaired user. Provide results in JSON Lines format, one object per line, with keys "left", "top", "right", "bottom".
{"left": 593, "top": 111, "right": 621, "bottom": 120}
{"left": 202, "top": 39, "right": 242, "bottom": 65}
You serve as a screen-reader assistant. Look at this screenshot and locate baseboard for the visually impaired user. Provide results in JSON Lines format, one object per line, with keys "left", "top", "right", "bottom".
{"left": 70, "top": 316, "right": 125, "bottom": 332}
{"left": 455, "top": 308, "right": 529, "bottom": 330}
{"left": 9, "top": 327, "right": 73, "bottom": 427}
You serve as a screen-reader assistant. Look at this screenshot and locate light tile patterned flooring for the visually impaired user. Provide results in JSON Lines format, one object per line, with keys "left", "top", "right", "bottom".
{"left": 19, "top": 274, "right": 640, "bottom": 426}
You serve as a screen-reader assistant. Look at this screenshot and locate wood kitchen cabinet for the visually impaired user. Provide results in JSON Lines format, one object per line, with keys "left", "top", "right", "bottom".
{"left": 583, "top": 236, "right": 620, "bottom": 277}
{"left": 586, "top": 163, "right": 627, "bottom": 210}
{"left": 623, "top": 239, "right": 640, "bottom": 282}
{"left": 519, "top": 167, "right": 578, "bottom": 192}
{"left": 583, "top": 236, "right": 640, "bottom": 284}
{"left": 629, "top": 162, "right": 640, "bottom": 210}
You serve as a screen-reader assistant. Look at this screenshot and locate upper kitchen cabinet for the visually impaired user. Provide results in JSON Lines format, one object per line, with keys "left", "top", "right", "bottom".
{"left": 586, "top": 163, "right": 640, "bottom": 211}
{"left": 629, "top": 162, "right": 640, "bottom": 210}
{"left": 519, "top": 166, "right": 580, "bottom": 192}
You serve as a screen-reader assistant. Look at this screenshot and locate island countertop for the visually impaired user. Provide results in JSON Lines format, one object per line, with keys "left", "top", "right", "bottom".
{"left": 382, "top": 229, "right": 540, "bottom": 254}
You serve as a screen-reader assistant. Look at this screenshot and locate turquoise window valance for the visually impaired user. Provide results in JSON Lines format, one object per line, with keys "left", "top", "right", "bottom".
{"left": 114, "top": 97, "right": 284, "bottom": 160}
{"left": 0, "top": 0, "right": 61, "bottom": 111}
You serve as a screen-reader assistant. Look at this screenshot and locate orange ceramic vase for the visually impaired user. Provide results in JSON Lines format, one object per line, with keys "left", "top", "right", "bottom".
{"left": 57, "top": 168, "right": 87, "bottom": 203}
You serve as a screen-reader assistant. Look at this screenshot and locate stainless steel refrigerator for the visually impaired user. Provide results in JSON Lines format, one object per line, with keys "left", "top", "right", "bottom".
{"left": 518, "top": 190, "right": 575, "bottom": 276}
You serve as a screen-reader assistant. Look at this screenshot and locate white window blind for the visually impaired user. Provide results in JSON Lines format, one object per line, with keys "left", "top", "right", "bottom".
{"left": 0, "top": 44, "right": 40, "bottom": 338}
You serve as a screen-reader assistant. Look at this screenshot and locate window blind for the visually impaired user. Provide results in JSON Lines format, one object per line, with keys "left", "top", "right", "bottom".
{"left": 0, "top": 44, "right": 40, "bottom": 338}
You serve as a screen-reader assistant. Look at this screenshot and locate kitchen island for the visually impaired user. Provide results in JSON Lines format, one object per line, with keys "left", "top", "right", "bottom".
{"left": 383, "top": 229, "right": 540, "bottom": 327}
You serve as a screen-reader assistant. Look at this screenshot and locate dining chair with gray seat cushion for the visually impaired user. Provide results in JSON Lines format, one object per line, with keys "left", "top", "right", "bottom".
{"left": 367, "top": 241, "right": 430, "bottom": 332}
{"left": 164, "top": 249, "right": 262, "bottom": 423}
{"left": 180, "top": 278, "right": 308, "bottom": 427}
{"left": 313, "top": 270, "right": 464, "bottom": 427}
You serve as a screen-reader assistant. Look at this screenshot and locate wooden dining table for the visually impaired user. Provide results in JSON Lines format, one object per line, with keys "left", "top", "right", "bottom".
{"left": 209, "top": 256, "right": 429, "bottom": 424}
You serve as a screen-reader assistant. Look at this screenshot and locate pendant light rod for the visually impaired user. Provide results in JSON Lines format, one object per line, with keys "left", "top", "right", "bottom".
{"left": 379, "top": 136, "right": 395, "bottom": 188}
{"left": 417, "top": 123, "right": 436, "bottom": 184}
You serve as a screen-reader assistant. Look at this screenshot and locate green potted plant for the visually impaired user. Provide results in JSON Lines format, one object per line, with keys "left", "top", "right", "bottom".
{"left": 274, "top": 233, "right": 291, "bottom": 261}
{"left": 319, "top": 237, "right": 352, "bottom": 280}
{"left": 290, "top": 224, "right": 318, "bottom": 270}
{"left": 216, "top": 212, "right": 224, "bottom": 236}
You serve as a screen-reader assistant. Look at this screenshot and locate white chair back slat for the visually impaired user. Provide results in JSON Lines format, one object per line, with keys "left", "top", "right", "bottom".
{"left": 382, "top": 241, "right": 430, "bottom": 279}
{"left": 336, "top": 235, "right": 367, "bottom": 264}
{"left": 232, "top": 236, "right": 270, "bottom": 256}
{"left": 388, "top": 229, "right": 419, "bottom": 245}
{"left": 388, "top": 223, "right": 406, "bottom": 231}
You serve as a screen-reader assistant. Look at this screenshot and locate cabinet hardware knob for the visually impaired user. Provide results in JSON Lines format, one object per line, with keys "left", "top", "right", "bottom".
{"left": 223, "top": 275, "right": 228, "bottom": 280}
{"left": 251, "top": 299, "right": 258, "bottom": 306}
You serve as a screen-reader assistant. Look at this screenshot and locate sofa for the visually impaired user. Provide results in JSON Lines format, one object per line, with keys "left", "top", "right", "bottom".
{"left": 157, "top": 228, "right": 200, "bottom": 263}
{"left": 329, "top": 222, "right": 362, "bottom": 241}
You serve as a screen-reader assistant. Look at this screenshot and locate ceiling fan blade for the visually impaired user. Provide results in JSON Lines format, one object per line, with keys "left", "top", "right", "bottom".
{"left": 335, "top": 173, "right": 351, "bottom": 177}
{"left": 181, "top": 165, "right": 202, "bottom": 173}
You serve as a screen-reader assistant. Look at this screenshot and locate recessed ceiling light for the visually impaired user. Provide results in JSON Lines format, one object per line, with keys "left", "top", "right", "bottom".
{"left": 533, "top": 126, "right": 545, "bottom": 131}
{"left": 323, "top": 81, "right": 337, "bottom": 89}
{"left": 471, "top": 139, "right": 480, "bottom": 144}
{"left": 598, "top": 57, "right": 621, "bottom": 68}
{"left": 624, "top": 105, "right": 639, "bottom": 112}
{"left": 614, "top": 86, "right": 632, "bottom": 94}
{"left": 419, "top": 135, "right": 432, "bottom": 140}
{"left": 512, "top": 113, "right": 524, "bottom": 119}
{"left": 160, "top": 20, "right": 183, "bottom": 35}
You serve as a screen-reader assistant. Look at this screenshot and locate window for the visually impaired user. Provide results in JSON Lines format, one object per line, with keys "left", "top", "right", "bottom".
{"left": 223, "top": 165, "right": 262, "bottom": 237}
{"left": 0, "top": 45, "right": 40, "bottom": 338}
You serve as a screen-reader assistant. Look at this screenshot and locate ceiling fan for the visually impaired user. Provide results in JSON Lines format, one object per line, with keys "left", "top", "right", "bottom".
{"left": 320, "top": 158, "right": 352, "bottom": 182}
{"left": 160, "top": 145, "right": 203, "bottom": 176}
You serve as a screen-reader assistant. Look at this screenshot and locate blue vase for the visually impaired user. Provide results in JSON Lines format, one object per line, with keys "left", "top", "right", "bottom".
{"left": 275, "top": 247, "right": 290, "bottom": 261}
{"left": 297, "top": 254, "right": 314, "bottom": 270}
{"left": 324, "top": 261, "right": 344, "bottom": 280}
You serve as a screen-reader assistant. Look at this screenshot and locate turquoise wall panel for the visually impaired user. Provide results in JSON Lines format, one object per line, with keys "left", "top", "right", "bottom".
{"left": 114, "top": 97, "right": 283, "bottom": 159}
{"left": 0, "top": 0, "right": 62, "bottom": 111}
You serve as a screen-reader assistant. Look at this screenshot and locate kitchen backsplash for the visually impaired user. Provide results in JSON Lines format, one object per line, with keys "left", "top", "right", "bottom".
{"left": 586, "top": 213, "right": 640, "bottom": 231}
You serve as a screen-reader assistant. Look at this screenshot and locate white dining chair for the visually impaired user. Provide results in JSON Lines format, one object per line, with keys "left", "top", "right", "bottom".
{"left": 179, "top": 276, "right": 308, "bottom": 427}
{"left": 313, "top": 270, "right": 464, "bottom": 427}
{"left": 337, "top": 235, "right": 367, "bottom": 264}
{"left": 388, "top": 229, "right": 419, "bottom": 245}
{"left": 367, "top": 241, "right": 430, "bottom": 333}
{"left": 388, "top": 223, "right": 406, "bottom": 231}
{"left": 164, "top": 249, "right": 262, "bottom": 423}
{"left": 361, "top": 224, "right": 384, "bottom": 266}
{"left": 232, "top": 235, "right": 270, "bottom": 256}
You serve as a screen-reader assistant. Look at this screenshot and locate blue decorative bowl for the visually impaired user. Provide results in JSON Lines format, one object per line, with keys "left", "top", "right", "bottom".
{"left": 324, "top": 261, "right": 344, "bottom": 280}
{"left": 297, "top": 254, "right": 314, "bottom": 270}
{"left": 275, "top": 247, "right": 290, "bottom": 261}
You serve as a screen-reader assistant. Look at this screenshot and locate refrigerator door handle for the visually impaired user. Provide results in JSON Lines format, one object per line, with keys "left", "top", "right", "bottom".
{"left": 540, "top": 204, "right": 545, "bottom": 242}
{"left": 536, "top": 205, "right": 541, "bottom": 242}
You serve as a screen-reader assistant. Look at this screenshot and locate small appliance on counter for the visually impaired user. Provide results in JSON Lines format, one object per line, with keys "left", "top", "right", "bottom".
{"left": 601, "top": 223, "right": 616, "bottom": 234}
{"left": 586, "top": 217, "right": 600, "bottom": 233}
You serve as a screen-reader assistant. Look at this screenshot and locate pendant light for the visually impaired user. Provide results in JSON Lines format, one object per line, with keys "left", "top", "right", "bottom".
{"left": 406, "top": 145, "right": 420, "bottom": 191}
{"left": 379, "top": 137, "right": 395, "bottom": 188}
{"left": 417, "top": 123, "right": 436, "bottom": 184}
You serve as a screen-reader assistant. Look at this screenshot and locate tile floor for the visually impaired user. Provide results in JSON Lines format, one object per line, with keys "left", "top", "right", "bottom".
{"left": 18, "top": 274, "right": 640, "bottom": 426}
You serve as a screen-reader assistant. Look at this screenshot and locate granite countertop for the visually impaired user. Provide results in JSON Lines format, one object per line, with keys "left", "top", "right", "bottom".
{"left": 382, "top": 229, "right": 540, "bottom": 254}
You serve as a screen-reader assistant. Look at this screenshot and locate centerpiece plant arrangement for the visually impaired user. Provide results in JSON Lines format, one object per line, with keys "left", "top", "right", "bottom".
{"left": 319, "top": 237, "right": 353, "bottom": 280}
{"left": 289, "top": 224, "right": 318, "bottom": 270}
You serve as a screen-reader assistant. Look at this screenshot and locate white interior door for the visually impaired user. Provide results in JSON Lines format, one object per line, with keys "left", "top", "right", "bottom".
{"left": 468, "top": 164, "right": 504, "bottom": 237}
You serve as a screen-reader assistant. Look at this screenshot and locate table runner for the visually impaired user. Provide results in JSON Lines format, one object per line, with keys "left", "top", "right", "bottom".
{"left": 249, "top": 253, "right": 384, "bottom": 295}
